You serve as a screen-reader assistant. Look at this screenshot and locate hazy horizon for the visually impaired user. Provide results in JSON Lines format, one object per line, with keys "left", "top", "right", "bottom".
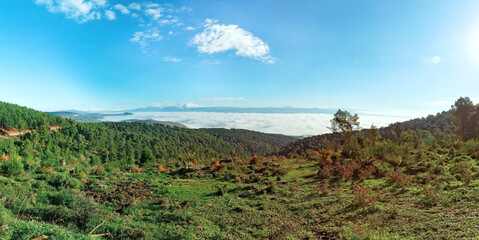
{"left": 101, "top": 111, "right": 410, "bottom": 136}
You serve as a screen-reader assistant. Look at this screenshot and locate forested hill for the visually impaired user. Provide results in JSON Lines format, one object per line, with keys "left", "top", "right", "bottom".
{"left": 0, "top": 101, "right": 65, "bottom": 130}
{"left": 277, "top": 110, "right": 453, "bottom": 157}
{"left": 200, "top": 128, "right": 298, "bottom": 155}
{"left": 0, "top": 101, "right": 297, "bottom": 168}
{"left": 379, "top": 110, "right": 452, "bottom": 138}
{"left": 120, "top": 119, "right": 188, "bottom": 128}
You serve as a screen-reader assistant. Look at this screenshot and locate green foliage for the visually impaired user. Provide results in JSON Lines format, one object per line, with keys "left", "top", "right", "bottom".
{"left": 390, "top": 123, "right": 404, "bottom": 144}
{"left": 45, "top": 172, "right": 83, "bottom": 189}
{"left": 0, "top": 101, "right": 64, "bottom": 130}
{"left": 1, "top": 100, "right": 479, "bottom": 239}
{"left": 329, "top": 109, "right": 360, "bottom": 140}
{"left": 0, "top": 101, "right": 297, "bottom": 173}
{"left": 0, "top": 151, "right": 24, "bottom": 176}
{"left": 200, "top": 128, "right": 297, "bottom": 155}
{"left": 451, "top": 97, "right": 476, "bottom": 139}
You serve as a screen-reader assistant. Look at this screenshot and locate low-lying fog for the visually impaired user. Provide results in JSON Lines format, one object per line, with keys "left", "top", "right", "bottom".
{"left": 103, "top": 112, "right": 409, "bottom": 136}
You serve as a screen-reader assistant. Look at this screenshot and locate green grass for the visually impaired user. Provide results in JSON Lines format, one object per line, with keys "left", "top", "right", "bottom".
{"left": 1, "top": 153, "right": 479, "bottom": 239}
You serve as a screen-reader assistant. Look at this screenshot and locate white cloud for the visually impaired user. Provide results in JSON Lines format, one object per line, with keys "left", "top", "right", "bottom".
{"left": 114, "top": 4, "right": 129, "bottom": 14}
{"left": 194, "top": 97, "right": 244, "bottom": 101}
{"left": 130, "top": 29, "right": 163, "bottom": 47}
{"left": 35, "top": 0, "right": 107, "bottom": 23}
{"left": 159, "top": 19, "right": 170, "bottom": 24}
{"left": 200, "top": 60, "right": 221, "bottom": 65}
{"left": 203, "top": 18, "right": 218, "bottom": 26}
{"left": 128, "top": 3, "right": 141, "bottom": 11}
{"left": 191, "top": 19, "right": 275, "bottom": 63}
{"left": 163, "top": 56, "right": 182, "bottom": 62}
{"left": 179, "top": 6, "right": 192, "bottom": 12}
{"left": 103, "top": 112, "right": 409, "bottom": 136}
{"left": 185, "top": 26, "right": 195, "bottom": 31}
{"left": 168, "top": 31, "right": 174, "bottom": 35}
{"left": 144, "top": 7, "right": 163, "bottom": 20}
{"left": 104, "top": 10, "right": 116, "bottom": 20}
{"left": 184, "top": 103, "right": 201, "bottom": 108}
{"left": 144, "top": 3, "right": 160, "bottom": 8}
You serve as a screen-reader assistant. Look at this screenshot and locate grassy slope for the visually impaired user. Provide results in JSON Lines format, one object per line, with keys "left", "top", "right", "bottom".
{"left": 1, "top": 101, "right": 477, "bottom": 239}
{"left": 1, "top": 151, "right": 479, "bottom": 239}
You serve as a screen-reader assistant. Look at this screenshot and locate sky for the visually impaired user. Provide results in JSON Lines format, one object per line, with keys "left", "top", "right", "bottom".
{"left": 2, "top": 0, "right": 479, "bottom": 117}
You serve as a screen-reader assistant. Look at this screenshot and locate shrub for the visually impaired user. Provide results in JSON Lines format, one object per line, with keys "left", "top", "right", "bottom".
{"left": 45, "top": 172, "right": 83, "bottom": 189}
{"left": 47, "top": 189, "right": 74, "bottom": 207}
{"left": 351, "top": 184, "right": 376, "bottom": 210}
{"left": 386, "top": 169, "right": 410, "bottom": 189}
{"left": 0, "top": 152, "right": 24, "bottom": 176}
{"left": 338, "top": 162, "right": 357, "bottom": 180}
{"left": 421, "top": 187, "right": 439, "bottom": 207}
{"left": 318, "top": 164, "right": 334, "bottom": 178}
{"left": 461, "top": 168, "right": 474, "bottom": 183}
{"left": 69, "top": 195, "right": 101, "bottom": 232}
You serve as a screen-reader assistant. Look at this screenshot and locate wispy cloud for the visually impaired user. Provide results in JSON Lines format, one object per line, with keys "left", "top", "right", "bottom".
{"left": 35, "top": 2, "right": 274, "bottom": 64}
{"left": 191, "top": 19, "right": 275, "bottom": 63}
{"left": 144, "top": 6, "right": 163, "bottom": 20}
{"left": 163, "top": 56, "right": 182, "bottom": 62}
{"left": 200, "top": 60, "right": 221, "bottom": 65}
{"left": 193, "top": 97, "right": 244, "bottom": 101}
{"left": 114, "top": 4, "right": 129, "bottom": 14}
{"left": 128, "top": 3, "right": 141, "bottom": 11}
{"left": 130, "top": 29, "right": 163, "bottom": 47}
{"left": 104, "top": 10, "right": 116, "bottom": 20}
{"left": 35, "top": 0, "right": 107, "bottom": 23}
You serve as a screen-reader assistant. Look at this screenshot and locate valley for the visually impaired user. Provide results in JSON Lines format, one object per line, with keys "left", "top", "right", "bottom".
{"left": 0, "top": 99, "right": 478, "bottom": 239}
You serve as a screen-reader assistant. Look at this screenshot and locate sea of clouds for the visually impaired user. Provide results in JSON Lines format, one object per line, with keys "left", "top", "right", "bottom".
{"left": 103, "top": 112, "right": 409, "bottom": 136}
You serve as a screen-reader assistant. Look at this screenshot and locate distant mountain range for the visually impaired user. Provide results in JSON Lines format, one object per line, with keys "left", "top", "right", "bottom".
{"left": 47, "top": 111, "right": 132, "bottom": 122}
{"left": 47, "top": 106, "right": 338, "bottom": 124}
{"left": 129, "top": 106, "right": 337, "bottom": 114}
{"left": 120, "top": 119, "right": 188, "bottom": 128}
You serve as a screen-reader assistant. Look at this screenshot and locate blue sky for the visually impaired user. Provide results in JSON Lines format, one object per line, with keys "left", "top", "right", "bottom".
{"left": 1, "top": 0, "right": 479, "bottom": 117}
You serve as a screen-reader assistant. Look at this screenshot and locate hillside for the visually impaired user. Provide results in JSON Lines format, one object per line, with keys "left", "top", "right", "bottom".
{"left": 0, "top": 102, "right": 65, "bottom": 130}
{"left": 48, "top": 111, "right": 133, "bottom": 122}
{"left": 277, "top": 110, "right": 453, "bottom": 157}
{"left": 199, "top": 128, "right": 298, "bottom": 155}
{"left": 0, "top": 102, "right": 294, "bottom": 166}
{"left": 379, "top": 110, "right": 452, "bottom": 138}
{"left": 1, "top": 100, "right": 479, "bottom": 239}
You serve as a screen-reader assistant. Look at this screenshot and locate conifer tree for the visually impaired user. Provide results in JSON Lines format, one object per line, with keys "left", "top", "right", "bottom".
{"left": 329, "top": 109, "right": 360, "bottom": 142}
{"left": 451, "top": 97, "right": 475, "bottom": 139}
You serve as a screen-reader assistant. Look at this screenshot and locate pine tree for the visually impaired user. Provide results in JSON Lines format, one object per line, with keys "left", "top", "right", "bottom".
{"left": 329, "top": 109, "right": 360, "bottom": 142}
{"left": 451, "top": 97, "right": 475, "bottom": 139}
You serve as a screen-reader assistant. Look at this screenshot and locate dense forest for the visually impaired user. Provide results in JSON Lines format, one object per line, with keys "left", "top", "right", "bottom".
{"left": 0, "top": 102, "right": 65, "bottom": 130}
{"left": 199, "top": 128, "right": 297, "bottom": 155}
{"left": 0, "top": 102, "right": 296, "bottom": 171}
{"left": 1, "top": 98, "right": 479, "bottom": 239}
{"left": 277, "top": 108, "right": 453, "bottom": 157}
